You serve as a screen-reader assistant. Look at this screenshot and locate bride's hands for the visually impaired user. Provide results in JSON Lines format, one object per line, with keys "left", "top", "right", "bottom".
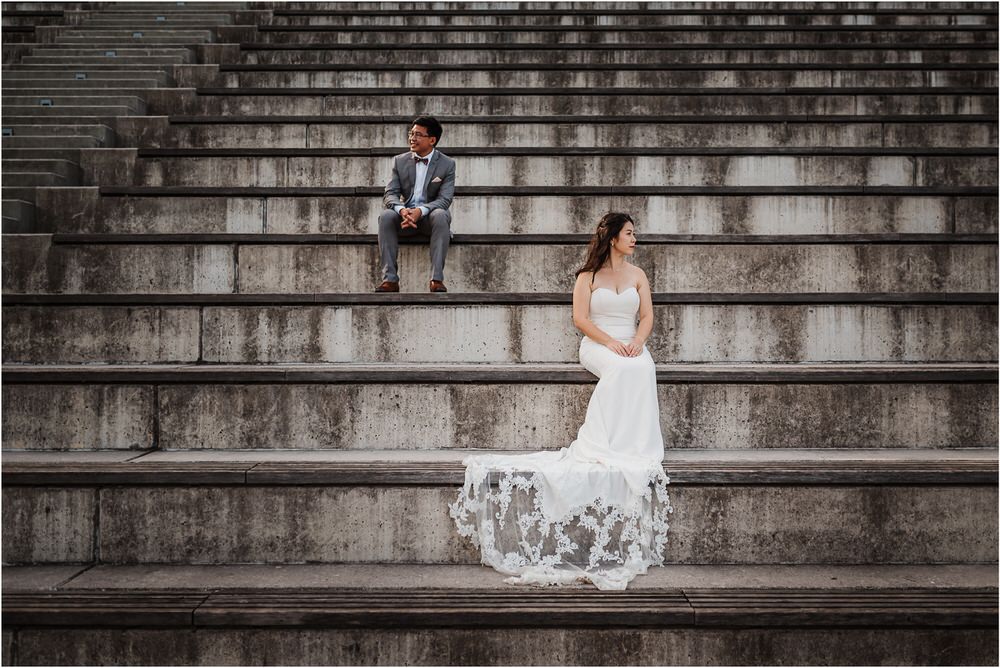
{"left": 624, "top": 338, "right": 644, "bottom": 357}
{"left": 604, "top": 339, "right": 629, "bottom": 356}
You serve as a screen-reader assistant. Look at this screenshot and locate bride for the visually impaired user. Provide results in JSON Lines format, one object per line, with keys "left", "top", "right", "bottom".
{"left": 450, "top": 212, "right": 672, "bottom": 590}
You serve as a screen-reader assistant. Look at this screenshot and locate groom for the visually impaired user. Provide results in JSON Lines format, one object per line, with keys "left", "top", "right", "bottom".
{"left": 375, "top": 116, "right": 456, "bottom": 293}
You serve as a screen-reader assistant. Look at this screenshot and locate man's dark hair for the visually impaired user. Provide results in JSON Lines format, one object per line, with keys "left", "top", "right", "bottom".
{"left": 411, "top": 116, "right": 443, "bottom": 145}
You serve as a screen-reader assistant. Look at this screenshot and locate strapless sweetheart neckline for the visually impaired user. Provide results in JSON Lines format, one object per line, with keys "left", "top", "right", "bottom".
{"left": 591, "top": 286, "right": 638, "bottom": 296}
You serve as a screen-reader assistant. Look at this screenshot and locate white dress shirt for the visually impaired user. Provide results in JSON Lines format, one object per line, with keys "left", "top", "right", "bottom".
{"left": 393, "top": 148, "right": 435, "bottom": 218}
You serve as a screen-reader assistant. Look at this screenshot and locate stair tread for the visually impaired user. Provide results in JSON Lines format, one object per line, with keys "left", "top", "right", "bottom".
{"left": 5, "top": 563, "right": 997, "bottom": 593}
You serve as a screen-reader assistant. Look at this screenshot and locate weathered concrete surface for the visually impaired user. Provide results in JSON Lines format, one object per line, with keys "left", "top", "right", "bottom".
{"left": 2, "top": 385, "right": 154, "bottom": 450}
{"left": 166, "top": 119, "right": 998, "bottom": 150}
{"left": 57, "top": 562, "right": 1000, "bottom": 591}
{"left": 154, "top": 383, "right": 998, "bottom": 450}
{"left": 271, "top": 12, "right": 997, "bottom": 27}
{"left": 198, "top": 304, "right": 997, "bottom": 363}
{"left": 135, "top": 154, "right": 997, "bottom": 188}
{"left": 2, "top": 235, "right": 235, "bottom": 294}
{"left": 3, "top": 306, "right": 200, "bottom": 364}
{"left": 2, "top": 487, "right": 94, "bottom": 563}
{"left": 238, "top": 243, "right": 997, "bottom": 293}
{"left": 93, "top": 484, "right": 997, "bottom": 564}
{"left": 51, "top": 193, "right": 997, "bottom": 236}
{"left": 258, "top": 28, "right": 997, "bottom": 45}
{"left": 241, "top": 47, "right": 997, "bottom": 66}
{"left": 2, "top": 565, "right": 89, "bottom": 591}
{"left": 12, "top": 627, "right": 997, "bottom": 666}
{"left": 221, "top": 68, "right": 998, "bottom": 90}
{"left": 194, "top": 93, "right": 994, "bottom": 118}
{"left": 13, "top": 627, "right": 999, "bottom": 666}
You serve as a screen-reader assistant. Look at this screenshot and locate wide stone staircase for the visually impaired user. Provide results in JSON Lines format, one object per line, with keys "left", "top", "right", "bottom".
{"left": 2, "top": 2, "right": 998, "bottom": 665}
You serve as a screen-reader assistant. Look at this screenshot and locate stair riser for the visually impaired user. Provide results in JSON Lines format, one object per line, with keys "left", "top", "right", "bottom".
{"left": 254, "top": 30, "right": 999, "bottom": 44}
{"left": 4, "top": 304, "right": 995, "bottom": 364}
{"left": 3, "top": 484, "right": 995, "bottom": 564}
{"left": 192, "top": 94, "right": 997, "bottom": 117}
{"left": 20, "top": 56, "right": 189, "bottom": 65}
{"left": 5, "top": 234, "right": 995, "bottom": 293}
{"left": 2, "top": 96, "right": 145, "bottom": 112}
{"left": 241, "top": 49, "right": 998, "bottom": 65}
{"left": 271, "top": 14, "right": 999, "bottom": 27}
{"left": 1, "top": 71, "right": 170, "bottom": 82}
{"left": 222, "top": 69, "right": 1000, "bottom": 89}
{"left": 132, "top": 155, "right": 998, "bottom": 188}
{"left": 46, "top": 193, "right": 996, "bottom": 236}
{"left": 2, "top": 137, "right": 99, "bottom": 149}
{"left": 4, "top": 382, "right": 994, "bottom": 451}
{"left": 162, "top": 122, "right": 1000, "bottom": 149}
{"left": 1, "top": 126, "right": 115, "bottom": 144}
{"left": 9, "top": 627, "right": 998, "bottom": 666}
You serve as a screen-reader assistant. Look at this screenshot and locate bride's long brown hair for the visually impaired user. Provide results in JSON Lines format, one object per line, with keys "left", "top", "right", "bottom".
{"left": 575, "top": 212, "right": 635, "bottom": 282}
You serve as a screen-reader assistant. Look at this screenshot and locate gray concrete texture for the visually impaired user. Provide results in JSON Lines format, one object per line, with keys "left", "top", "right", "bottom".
{"left": 46, "top": 191, "right": 998, "bottom": 236}
{"left": 0, "top": 483, "right": 978, "bottom": 564}
{"left": 255, "top": 28, "right": 997, "bottom": 44}
{"left": 191, "top": 93, "right": 995, "bottom": 117}
{"left": 152, "top": 383, "right": 997, "bottom": 450}
{"left": 240, "top": 47, "right": 997, "bottom": 66}
{"left": 237, "top": 243, "right": 996, "bottom": 293}
{"left": 4, "top": 304, "right": 994, "bottom": 364}
{"left": 163, "top": 120, "right": 999, "bottom": 149}
{"left": 2, "top": 235, "right": 234, "bottom": 294}
{"left": 131, "top": 154, "right": 997, "bottom": 188}
{"left": 1, "top": 487, "right": 95, "bottom": 563}
{"left": 2, "top": 385, "right": 154, "bottom": 450}
{"left": 220, "top": 67, "right": 999, "bottom": 90}
{"left": 4, "top": 236, "right": 994, "bottom": 294}
{"left": 13, "top": 627, "right": 998, "bottom": 666}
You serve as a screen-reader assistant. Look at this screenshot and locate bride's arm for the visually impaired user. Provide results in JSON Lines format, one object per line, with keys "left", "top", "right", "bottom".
{"left": 572, "top": 273, "right": 628, "bottom": 355}
{"left": 628, "top": 269, "right": 654, "bottom": 356}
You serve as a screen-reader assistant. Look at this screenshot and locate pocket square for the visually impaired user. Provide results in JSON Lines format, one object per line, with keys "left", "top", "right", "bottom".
{"left": 431, "top": 176, "right": 443, "bottom": 183}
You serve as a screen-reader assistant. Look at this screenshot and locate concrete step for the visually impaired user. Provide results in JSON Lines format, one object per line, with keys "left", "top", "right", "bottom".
{"left": 4, "top": 563, "right": 996, "bottom": 664}
{"left": 38, "top": 189, "right": 997, "bottom": 236}
{"left": 1, "top": 199, "right": 34, "bottom": 233}
{"left": 25, "top": 47, "right": 195, "bottom": 57}
{"left": 1, "top": 158, "right": 80, "bottom": 181}
{"left": 1, "top": 448, "right": 996, "bottom": 565}
{"left": 2, "top": 78, "right": 165, "bottom": 89}
{"left": 0, "top": 125, "right": 115, "bottom": 145}
{"left": 56, "top": 29, "right": 215, "bottom": 37}
{"left": 218, "top": 67, "right": 1000, "bottom": 89}
{"left": 187, "top": 89, "right": 998, "bottom": 117}
{"left": 1, "top": 95, "right": 146, "bottom": 113}
{"left": 1, "top": 187, "right": 38, "bottom": 204}
{"left": 268, "top": 9, "right": 999, "bottom": 28}
{"left": 2, "top": 136, "right": 99, "bottom": 149}
{"left": 19, "top": 55, "right": 191, "bottom": 65}
{"left": 3, "top": 301, "right": 995, "bottom": 363}
{"left": 161, "top": 118, "right": 999, "bottom": 149}
{"left": 3, "top": 234, "right": 994, "bottom": 294}
{"left": 239, "top": 45, "right": 999, "bottom": 66}
{"left": 254, "top": 27, "right": 999, "bottom": 45}
{"left": 2, "top": 365, "right": 995, "bottom": 451}
{"left": 2, "top": 106, "right": 138, "bottom": 119}
{"left": 0, "top": 171, "right": 72, "bottom": 188}
{"left": 51, "top": 37, "right": 213, "bottom": 45}
{"left": 127, "top": 151, "right": 997, "bottom": 188}
{"left": 1, "top": 69, "right": 171, "bottom": 83}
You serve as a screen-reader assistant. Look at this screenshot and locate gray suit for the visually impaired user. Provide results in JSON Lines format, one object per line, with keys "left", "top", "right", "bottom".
{"left": 379, "top": 150, "right": 456, "bottom": 283}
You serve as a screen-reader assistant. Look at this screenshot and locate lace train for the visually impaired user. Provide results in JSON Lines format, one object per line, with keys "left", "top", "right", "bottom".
{"left": 449, "top": 454, "right": 672, "bottom": 591}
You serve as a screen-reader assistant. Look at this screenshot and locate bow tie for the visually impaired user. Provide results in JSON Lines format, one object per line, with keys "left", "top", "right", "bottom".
{"left": 413, "top": 156, "right": 429, "bottom": 165}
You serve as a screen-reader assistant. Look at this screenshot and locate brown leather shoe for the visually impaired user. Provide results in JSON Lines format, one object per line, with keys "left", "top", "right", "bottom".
{"left": 374, "top": 280, "right": 399, "bottom": 292}
{"left": 429, "top": 280, "right": 447, "bottom": 293}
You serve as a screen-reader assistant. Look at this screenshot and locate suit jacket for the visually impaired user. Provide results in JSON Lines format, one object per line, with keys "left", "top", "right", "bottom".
{"left": 383, "top": 150, "right": 456, "bottom": 214}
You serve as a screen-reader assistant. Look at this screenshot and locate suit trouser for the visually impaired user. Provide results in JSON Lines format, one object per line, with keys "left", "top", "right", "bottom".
{"left": 378, "top": 208, "right": 451, "bottom": 283}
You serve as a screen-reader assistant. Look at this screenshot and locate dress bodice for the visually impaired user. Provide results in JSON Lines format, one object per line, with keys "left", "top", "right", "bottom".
{"left": 589, "top": 287, "right": 639, "bottom": 342}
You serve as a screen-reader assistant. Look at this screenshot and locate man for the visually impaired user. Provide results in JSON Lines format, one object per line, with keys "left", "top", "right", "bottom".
{"left": 375, "top": 116, "right": 456, "bottom": 292}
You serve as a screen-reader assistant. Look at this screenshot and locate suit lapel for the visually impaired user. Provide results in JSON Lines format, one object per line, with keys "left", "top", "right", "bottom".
{"left": 422, "top": 151, "right": 440, "bottom": 198}
{"left": 403, "top": 154, "right": 416, "bottom": 198}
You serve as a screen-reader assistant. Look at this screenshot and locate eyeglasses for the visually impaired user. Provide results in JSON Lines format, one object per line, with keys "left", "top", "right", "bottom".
{"left": 407, "top": 131, "right": 431, "bottom": 138}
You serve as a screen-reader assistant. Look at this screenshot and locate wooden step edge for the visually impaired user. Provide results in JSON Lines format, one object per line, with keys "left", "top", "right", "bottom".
{"left": 4, "top": 588, "right": 996, "bottom": 628}
{"left": 3, "top": 363, "right": 996, "bottom": 385}
{"left": 5, "top": 293, "right": 998, "bottom": 307}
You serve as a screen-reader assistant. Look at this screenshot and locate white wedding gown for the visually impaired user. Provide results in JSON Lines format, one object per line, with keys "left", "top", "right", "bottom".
{"left": 450, "top": 286, "right": 672, "bottom": 590}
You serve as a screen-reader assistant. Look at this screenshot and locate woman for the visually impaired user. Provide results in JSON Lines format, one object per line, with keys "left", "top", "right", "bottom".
{"left": 450, "top": 212, "right": 671, "bottom": 591}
